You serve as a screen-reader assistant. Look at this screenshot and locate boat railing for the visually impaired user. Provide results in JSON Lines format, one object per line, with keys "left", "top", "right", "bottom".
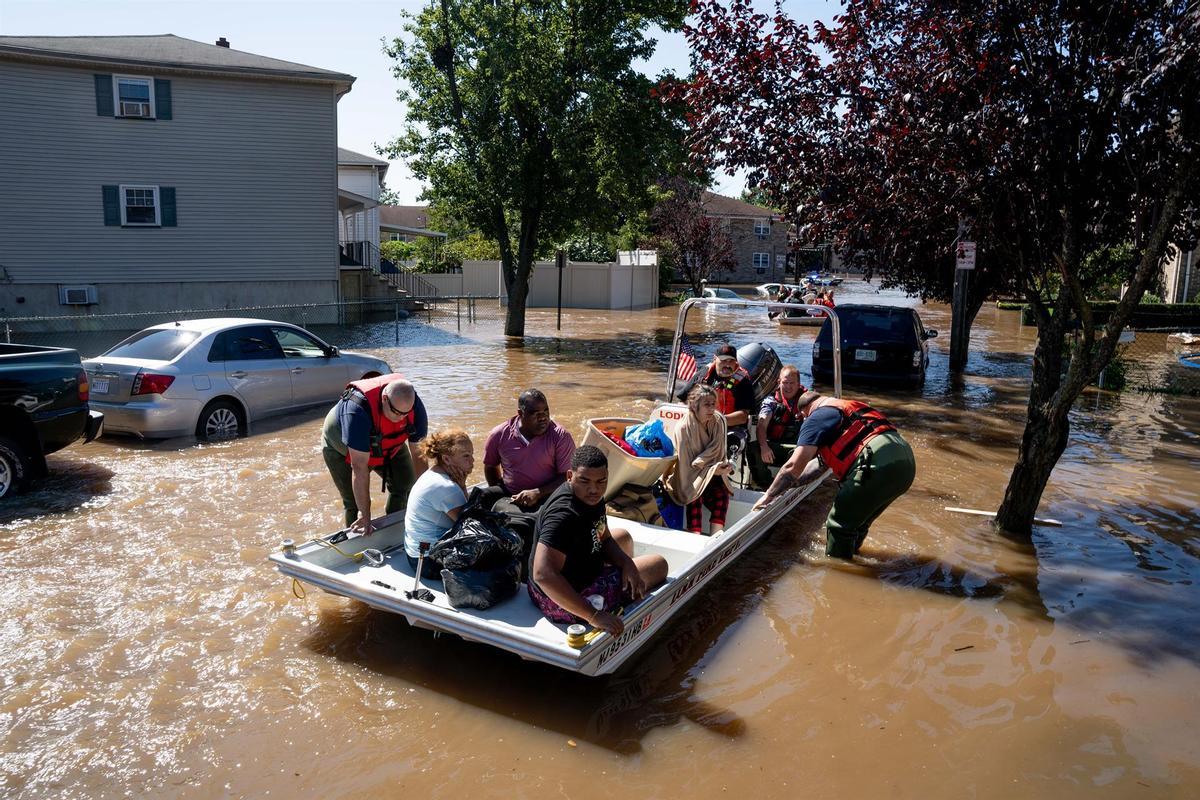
{"left": 667, "top": 298, "right": 843, "bottom": 400}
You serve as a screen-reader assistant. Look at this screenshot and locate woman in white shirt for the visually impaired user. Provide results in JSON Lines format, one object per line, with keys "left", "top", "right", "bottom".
{"left": 404, "top": 429, "right": 474, "bottom": 578}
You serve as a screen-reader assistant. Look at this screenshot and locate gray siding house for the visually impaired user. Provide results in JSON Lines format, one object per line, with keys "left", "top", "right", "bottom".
{"left": 0, "top": 35, "right": 354, "bottom": 318}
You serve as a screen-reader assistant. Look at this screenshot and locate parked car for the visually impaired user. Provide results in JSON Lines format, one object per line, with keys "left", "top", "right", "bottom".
{"left": 1, "top": 343, "right": 104, "bottom": 498}
{"left": 754, "top": 283, "right": 804, "bottom": 298}
{"left": 811, "top": 304, "right": 937, "bottom": 388}
{"left": 702, "top": 287, "right": 742, "bottom": 300}
{"left": 83, "top": 318, "right": 391, "bottom": 441}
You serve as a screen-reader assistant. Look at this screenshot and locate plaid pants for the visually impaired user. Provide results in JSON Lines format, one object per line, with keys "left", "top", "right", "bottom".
{"left": 686, "top": 479, "right": 730, "bottom": 533}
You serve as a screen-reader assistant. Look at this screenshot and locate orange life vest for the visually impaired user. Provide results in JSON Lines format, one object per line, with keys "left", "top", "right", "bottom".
{"left": 817, "top": 398, "right": 897, "bottom": 480}
{"left": 702, "top": 363, "right": 751, "bottom": 416}
{"left": 765, "top": 387, "right": 805, "bottom": 441}
{"left": 343, "top": 374, "right": 415, "bottom": 467}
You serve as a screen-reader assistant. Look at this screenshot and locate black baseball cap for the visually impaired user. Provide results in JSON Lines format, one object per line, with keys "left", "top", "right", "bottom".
{"left": 715, "top": 343, "right": 738, "bottom": 360}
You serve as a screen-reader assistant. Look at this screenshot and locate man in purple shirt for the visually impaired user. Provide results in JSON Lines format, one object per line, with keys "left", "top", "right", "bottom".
{"left": 481, "top": 389, "right": 576, "bottom": 551}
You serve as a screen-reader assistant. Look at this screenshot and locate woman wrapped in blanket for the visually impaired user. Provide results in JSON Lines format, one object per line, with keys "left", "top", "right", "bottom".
{"left": 664, "top": 384, "right": 735, "bottom": 535}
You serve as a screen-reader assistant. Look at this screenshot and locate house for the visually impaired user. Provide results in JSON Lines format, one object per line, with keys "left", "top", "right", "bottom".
{"left": 0, "top": 34, "right": 354, "bottom": 318}
{"left": 701, "top": 192, "right": 793, "bottom": 283}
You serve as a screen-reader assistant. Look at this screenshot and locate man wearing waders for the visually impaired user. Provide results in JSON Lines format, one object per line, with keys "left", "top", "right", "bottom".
{"left": 752, "top": 391, "right": 915, "bottom": 558}
{"left": 321, "top": 374, "right": 428, "bottom": 536}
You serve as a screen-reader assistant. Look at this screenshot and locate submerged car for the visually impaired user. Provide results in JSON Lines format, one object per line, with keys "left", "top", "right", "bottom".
{"left": 83, "top": 318, "right": 391, "bottom": 441}
{"left": 812, "top": 304, "right": 937, "bottom": 388}
{"left": 702, "top": 287, "right": 742, "bottom": 300}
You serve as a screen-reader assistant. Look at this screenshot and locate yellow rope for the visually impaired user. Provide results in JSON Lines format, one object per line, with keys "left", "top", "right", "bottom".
{"left": 312, "top": 538, "right": 366, "bottom": 562}
{"left": 291, "top": 578, "right": 306, "bottom": 599}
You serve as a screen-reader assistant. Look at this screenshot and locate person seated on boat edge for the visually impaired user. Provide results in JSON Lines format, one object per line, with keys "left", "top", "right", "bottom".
{"left": 752, "top": 391, "right": 915, "bottom": 560}
{"left": 663, "top": 385, "right": 735, "bottom": 536}
{"left": 321, "top": 374, "right": 428, "bottom": 537}
{"left": 403, "top": 429, "right": 474, "bottom": 580}
{"left": 529, "top": 445, "right": 669, "bottom": 637}
{"left": 480, "top": 388, "right": 576, "bottom": 552}
{"left": 749, "top": 364, "right": 807, "bottom": 490}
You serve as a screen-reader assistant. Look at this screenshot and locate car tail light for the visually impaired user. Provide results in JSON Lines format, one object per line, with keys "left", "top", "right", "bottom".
{"left": 77, "top": 369, "right": 89, "bottom": 403}
{"left": 132, "top": 372, "right": 175, "bottom": 396}
{"left": 913, "top": 349, "right": 922, "bottom": 368}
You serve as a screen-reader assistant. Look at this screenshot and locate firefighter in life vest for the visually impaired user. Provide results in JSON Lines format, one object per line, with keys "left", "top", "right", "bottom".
{"left": 748, "top": 364, "right": 807, "bottom": 490}
{"left": 752, "top": 391, "right": 915, "bottom": 559}
{"left": 320, "top": 374, "right": 429, "bottom": 536}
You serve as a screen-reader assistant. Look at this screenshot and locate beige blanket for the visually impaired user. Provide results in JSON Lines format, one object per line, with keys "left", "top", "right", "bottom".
{"left": 664, "top": 412, "right": 730, "bottom": 506}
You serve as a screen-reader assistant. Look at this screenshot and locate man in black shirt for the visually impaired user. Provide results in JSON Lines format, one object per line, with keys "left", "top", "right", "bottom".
{"left": 528, "top": 445, "right": 669, "bottom": 635}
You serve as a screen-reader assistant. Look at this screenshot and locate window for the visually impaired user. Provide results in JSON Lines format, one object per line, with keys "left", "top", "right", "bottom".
{"left": 114, "top": 76, "right": 155, "bottom": 118}
{"left": 210, "top": 327, "right": 284, "bottom": 362}
{"left": 752, "top": 252, "right": 771, "bottom": 270}
{"left": 754, "top": 218, "right": 771, "bottom": 237}
{"left": 103, "top": 328, "right": 200, "bottom": 362}
{"left": 120, "top": 185, "right": 160, "bottom": 226}
{"left": 271, "top": 326, "right": 329, "bottom": 359}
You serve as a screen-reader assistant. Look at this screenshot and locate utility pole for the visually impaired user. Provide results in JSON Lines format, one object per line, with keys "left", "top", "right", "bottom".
{"left": 950, "top": 231, "right": 975, "bottom": 373}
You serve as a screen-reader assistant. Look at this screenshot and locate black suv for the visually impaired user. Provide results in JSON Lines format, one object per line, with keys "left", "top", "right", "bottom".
{"left": 811, "top": 304, "right": 937, "bottom": 388}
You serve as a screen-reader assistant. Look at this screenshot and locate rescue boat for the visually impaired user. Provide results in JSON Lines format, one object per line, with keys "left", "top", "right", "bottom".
{"left": 270, "top": 298, "right": 844, "bottom": 676}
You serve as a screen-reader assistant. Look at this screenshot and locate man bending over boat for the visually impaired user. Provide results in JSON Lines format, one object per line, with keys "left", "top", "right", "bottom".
{"left": 752, "top": 391, "right": 915, "bottom": 559}
{"left": 529, "top": 445, "right": 668, "bottom": 636}
{"left": 321, "top": 374, "right": 428, "bottom": 536}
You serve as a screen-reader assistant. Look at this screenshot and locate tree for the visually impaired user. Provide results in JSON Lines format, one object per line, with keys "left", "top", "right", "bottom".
{"left": 650, "top": 176, "right": 735, "bottom": 296}
{"left": 384, "top": 0, "right": 688, "bottom": 336}
{"left": 674, "top": 0, "right": 1200, "bottom": 537}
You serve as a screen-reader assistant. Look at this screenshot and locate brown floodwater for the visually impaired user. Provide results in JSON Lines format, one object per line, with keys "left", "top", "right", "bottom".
{"left": 2, "top": 283, "right": 1198, "bottom": 799}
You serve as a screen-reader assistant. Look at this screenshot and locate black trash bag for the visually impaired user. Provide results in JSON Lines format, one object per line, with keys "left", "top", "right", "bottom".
{"left": 427, "top": 506, "right": 523, "bottom": 571}
{"left": 441, "top": 558, "right": 521, "bottom": 610}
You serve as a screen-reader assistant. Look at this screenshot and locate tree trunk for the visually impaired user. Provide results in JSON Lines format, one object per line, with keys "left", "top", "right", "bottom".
{"left": 994, "top": 312, "right": 1070, "bottom": 538}
{"left": 503, "top": 210, "right": 540, "bottom": 337}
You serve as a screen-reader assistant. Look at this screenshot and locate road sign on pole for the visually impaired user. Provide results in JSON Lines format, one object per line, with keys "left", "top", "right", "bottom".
{"left": 956, "top": 241, "right": 977, "bottom": 270}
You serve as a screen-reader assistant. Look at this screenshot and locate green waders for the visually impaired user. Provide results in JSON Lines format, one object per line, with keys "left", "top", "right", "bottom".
{"left": 824, "top": 430, "right": 916, "bottom": 559}
{"left": 321, "top": 405, "right": 417, "bottom": 527}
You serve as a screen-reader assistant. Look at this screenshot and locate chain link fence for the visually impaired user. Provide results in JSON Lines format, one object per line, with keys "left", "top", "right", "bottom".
{"left": 1099, "top": 328, "right": 1200, "bottom": 396}
{"left": 0, "top": 295, "right": 504, "bottom": 351}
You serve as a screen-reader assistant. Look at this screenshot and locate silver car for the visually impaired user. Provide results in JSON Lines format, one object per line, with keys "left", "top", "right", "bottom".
{"left": 83, "top": 318, "right": 391, "bottom": 441}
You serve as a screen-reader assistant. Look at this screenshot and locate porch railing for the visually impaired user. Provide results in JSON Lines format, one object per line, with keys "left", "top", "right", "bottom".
{"left": 340, "top": 239, "right": 440, "bottom": 298}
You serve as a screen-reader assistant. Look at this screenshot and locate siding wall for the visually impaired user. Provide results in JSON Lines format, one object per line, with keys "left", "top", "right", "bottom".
{"left": 0, "top": 60, "right": 340, "bottom": 309}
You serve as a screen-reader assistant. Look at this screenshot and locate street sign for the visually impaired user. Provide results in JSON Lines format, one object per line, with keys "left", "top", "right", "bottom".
{"left": 956, "top": 241, "right": 976, "bottom": 270}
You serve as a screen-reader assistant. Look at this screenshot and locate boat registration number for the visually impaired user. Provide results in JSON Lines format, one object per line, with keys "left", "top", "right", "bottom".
{"left": 92, "top": 378, "right": 111, "bottom": 394}
{"left": 855, "top": 349, "right": 877, "bottom": 362}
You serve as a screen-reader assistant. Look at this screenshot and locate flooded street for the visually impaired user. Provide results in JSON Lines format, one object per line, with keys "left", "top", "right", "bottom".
{"left": 2, "top": 282, "right": 1198, "bottom": 798}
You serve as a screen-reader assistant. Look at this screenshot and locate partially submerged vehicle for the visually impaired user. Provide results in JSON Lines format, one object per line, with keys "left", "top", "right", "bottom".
{"left": 270, "top": 298, "right": 844, "bottom": 676}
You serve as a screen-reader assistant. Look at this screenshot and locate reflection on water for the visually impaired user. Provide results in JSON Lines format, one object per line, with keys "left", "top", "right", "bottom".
{"left": 1, "top": 282, "right": 1198, "bottom": 797}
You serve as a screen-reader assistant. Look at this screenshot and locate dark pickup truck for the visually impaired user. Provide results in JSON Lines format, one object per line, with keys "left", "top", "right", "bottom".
{"left": 0, "top": 344, "right": 104, "bottom": 498}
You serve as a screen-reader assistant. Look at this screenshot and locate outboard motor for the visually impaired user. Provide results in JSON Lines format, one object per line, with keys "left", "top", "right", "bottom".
{"left": 736, "top": 342, "right": 782, "bottom": 405}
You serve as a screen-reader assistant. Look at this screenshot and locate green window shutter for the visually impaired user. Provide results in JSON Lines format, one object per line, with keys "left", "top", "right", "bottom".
{"left": 154, "top": 79, "right": 172, "bottom": 120}
{"left": 102, "top": 185, "right": 121, "bottom": 226}
{"left": 160, "top": 187, "right": 177, "bottom": 226}
{"left": 94, "top": 74, "right": 114, "bottom": 116}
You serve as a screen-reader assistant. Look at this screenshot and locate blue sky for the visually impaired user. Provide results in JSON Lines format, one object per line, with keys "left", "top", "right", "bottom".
{"left": 1, "top": 0, "right": 835, "bottom": 205}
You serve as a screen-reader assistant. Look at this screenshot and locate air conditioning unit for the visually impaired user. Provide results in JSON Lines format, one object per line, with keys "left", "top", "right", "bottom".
{"left": 120, "top": 101, "right": 151, "bottom": 118}
{"left": 59, "top": 285, "right": 99, "bottom": 306}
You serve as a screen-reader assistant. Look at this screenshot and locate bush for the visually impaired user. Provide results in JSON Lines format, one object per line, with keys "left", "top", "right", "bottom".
{"left": 381, "top": 240, "right": 417, "bottom": 263}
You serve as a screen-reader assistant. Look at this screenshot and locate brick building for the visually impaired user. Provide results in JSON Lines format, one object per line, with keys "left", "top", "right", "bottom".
{"left": 701, "top": 191, "right": 792, "bottom": 284}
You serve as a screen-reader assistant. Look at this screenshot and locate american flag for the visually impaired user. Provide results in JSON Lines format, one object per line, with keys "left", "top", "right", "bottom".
{"left": 676, "top": 334, "right": 699, "bottom": 383}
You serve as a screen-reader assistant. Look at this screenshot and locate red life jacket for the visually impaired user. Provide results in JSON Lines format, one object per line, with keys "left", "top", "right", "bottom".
{"left": 765, "top": 387, "right": 805, "bottom": 441}
{"left": 817, "top": 398, "right": 897, "bottom": 480}
{"left": 702, "top": 363, "right": 751, "bottom": 415}
{"left": 343, "top": 374, "right": 415, "bottom": 467}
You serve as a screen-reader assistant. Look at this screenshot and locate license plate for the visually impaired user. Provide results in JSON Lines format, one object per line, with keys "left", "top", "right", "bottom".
{"left": 855, "top": 349, "right": 877, "bottom": 362}
{"left": 92, "top": 378, "right": 111, "bottom": 394}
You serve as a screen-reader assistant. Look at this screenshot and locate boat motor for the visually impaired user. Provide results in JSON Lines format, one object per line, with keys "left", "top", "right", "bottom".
{"left": 736, "top": 342, "right": 782, "bottom": 405}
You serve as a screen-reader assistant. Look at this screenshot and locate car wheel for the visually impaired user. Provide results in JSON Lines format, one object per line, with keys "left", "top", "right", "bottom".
{"left": 0, "top": 436, "right": 30, "bottom": 499}
{"left": 196, "top": 399, "right": 246, "bottom": 442}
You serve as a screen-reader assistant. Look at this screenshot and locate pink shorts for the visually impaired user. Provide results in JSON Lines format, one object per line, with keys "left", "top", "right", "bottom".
{"left": 528, "top": 564, "right": 626, "bottom": 624}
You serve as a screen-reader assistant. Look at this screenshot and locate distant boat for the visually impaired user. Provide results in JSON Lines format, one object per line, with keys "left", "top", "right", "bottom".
{"left": 1180, "top": 351, "right": 1200, "bottom": 369}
